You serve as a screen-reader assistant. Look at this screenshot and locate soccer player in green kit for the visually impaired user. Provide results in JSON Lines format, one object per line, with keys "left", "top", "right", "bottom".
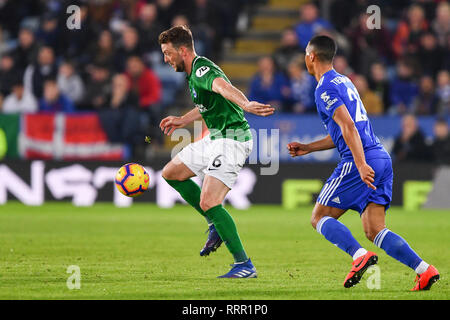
{"left": 158, "top": 25, "right": 274, "bottom": 278}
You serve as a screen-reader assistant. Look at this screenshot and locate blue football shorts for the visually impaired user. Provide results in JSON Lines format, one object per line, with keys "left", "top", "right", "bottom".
{"left": 316, "top": 157, "right": 393, "bottom": 214}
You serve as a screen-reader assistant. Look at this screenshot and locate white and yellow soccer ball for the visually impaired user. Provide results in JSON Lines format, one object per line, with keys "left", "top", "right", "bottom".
{"left": 114, "top": 163, "right": 150, "bottom": 197}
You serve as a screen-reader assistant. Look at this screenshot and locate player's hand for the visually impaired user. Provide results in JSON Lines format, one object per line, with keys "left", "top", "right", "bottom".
{"left": 244, "top": 101, "right": 275, "bottom": 117}
{"left": 287, "top": 142, "right": 311, "bottom": 157}
{"left": 357, "top": 163, "right": 376, "bottom": 190}
{"left": 159, "top": 116, "right": 186, "bottom": 135}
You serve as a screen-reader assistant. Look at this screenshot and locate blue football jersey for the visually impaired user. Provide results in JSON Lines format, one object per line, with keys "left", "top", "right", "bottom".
{"left": 315, "top": 69, "right": 389, "bottom": 160}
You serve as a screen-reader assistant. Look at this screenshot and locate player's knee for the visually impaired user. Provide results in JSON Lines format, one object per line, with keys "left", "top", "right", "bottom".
{"left": 364, "top": 228, "right": 380, "bottom": 242}
{"left": 162, "top": 163, "right": 179, "bottom": 181}
{"left": 199, "top": 197, "right": 219, "bottom": 212}
{"left": 310, "top": 211, "right": 321, "bottom": 230}
{"left": 310, "top": 206, "right": 325, "bottom": 230}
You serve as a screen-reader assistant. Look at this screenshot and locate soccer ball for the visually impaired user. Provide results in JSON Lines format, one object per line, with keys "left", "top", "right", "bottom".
{"left": 115, "top": 163, "right": 150, "bottom": 197}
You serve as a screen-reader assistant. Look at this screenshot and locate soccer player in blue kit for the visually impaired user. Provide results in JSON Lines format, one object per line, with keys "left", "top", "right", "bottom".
{"left": 287, "top": 36, "right": 440, "bottom": 291}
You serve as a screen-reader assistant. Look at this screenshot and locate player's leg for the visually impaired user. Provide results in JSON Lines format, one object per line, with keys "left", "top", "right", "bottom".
{"left": 312, "top": 202, "right": 378, "bottom": 288}
{"left": 314, "top": 161, "right": 382, "bottom": 287}
{"left": 200, "top": 174, "right": 246, "bottom": 262}
{"left": 361, "top": 202, "right": 440, "bottom": 290}
{"left": 312, "top": 203, "right": 370, "bottom": 260}
{"left": 200, "top": 174, "right": 256, "bottom": 278}
{"left": 162, "top": 155, "right": 212, "bottom": 224}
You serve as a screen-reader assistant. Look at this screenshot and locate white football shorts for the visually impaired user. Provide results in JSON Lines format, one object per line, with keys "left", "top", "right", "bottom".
{"left": 177, "top": 135, "right": 253, "bottom": 189}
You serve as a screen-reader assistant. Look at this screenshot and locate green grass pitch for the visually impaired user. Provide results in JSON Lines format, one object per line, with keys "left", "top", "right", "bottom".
{"left": 0, "top": 202, "right": 448, "bottom": 300}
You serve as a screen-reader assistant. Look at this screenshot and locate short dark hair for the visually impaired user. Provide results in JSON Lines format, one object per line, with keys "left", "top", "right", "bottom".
{"left": 158, "top": 25, "right": 194, "bottom": 50}
{"left": 308, "top": 35, "right": 337, "bottom": 62}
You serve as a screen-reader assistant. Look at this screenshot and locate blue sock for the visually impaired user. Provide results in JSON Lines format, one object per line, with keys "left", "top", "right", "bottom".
{"left": 374, "top": 228, "right": 423, "bottom": 270}
{"left": 316, "top": 216, "right": 363, "bottom": 258}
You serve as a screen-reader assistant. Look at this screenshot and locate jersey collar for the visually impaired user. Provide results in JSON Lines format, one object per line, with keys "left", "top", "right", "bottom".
{"left": 316, "top": 68, "right": 335, "bottom": 89}
{"left": 187, "top": 55, "right": 201, "bottom": 79}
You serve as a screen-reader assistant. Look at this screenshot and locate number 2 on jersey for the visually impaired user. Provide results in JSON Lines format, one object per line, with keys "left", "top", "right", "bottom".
{"left": 347, "top": 87, "right": 368, "bottom": 122}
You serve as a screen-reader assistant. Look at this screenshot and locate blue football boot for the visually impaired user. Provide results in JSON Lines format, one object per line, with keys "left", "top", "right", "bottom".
{"left": 218, "top": 258, "right": 257, "bottom": 278}
{"left": 200, "top": 224, "right": 223, "bottom": 257}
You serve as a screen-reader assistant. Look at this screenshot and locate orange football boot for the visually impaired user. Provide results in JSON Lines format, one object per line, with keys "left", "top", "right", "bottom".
{"left": 343, "top": 251, "right": 378, "bottom": 288}
{"left": 411, "top": 265, "right": 440, "bottom": 291}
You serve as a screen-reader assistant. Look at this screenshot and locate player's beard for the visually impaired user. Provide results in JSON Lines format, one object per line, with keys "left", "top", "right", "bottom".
{"left": 174, "top": 58, "right": 185, "bottom": 72}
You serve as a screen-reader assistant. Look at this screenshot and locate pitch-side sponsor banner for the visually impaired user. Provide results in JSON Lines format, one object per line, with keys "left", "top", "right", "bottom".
{"left": 0, "top": 160, "right": 437, "bottom": 209}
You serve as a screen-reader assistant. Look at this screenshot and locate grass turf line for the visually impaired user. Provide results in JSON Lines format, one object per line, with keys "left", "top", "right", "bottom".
{"left": 0, "top": 202, "right": 448, "bottom": 299}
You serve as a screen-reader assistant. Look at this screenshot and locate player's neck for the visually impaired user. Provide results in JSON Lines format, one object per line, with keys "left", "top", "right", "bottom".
{"left": 184, "top": 51, "right": 198, "bottom": 75}
{"left": 314, "top": 64, "right": 334, "bottom": 82}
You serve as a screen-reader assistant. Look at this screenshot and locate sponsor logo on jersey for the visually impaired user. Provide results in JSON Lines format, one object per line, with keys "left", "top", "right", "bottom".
{"left": 326, "top": 98, "right": 338, "bottom": 110}
{"left": 195, "top": 103, "right": 207, "bottom": 113}
{"left": 196, "top": 66, "right": 210, "bottom": 77}
{"left": 320, "top": 91, "right": 330, "bottom": 102}
{"left": 320, "top": 91, "right": 338, "bottom": 110}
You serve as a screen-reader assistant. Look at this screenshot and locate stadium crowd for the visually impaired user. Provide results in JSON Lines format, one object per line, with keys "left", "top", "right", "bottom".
{"left": 0, "top": 0, "right": 448, "bottom": 162}
{"left": 249, "top": 1, "right": 450, "bottom": 117}
{"left": 0, "top": 0, "right": 253, "bottom": 151}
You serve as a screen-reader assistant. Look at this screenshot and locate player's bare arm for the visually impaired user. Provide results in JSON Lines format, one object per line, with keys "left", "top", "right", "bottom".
{"left": 287, "top": 135, "right": 335, "bottom": 157}
{"left": 159, "top": 107, "right": 202, "bottom": 136}
{"left": 332, "top": 104, "right": 376, "bottom": 190}
{"left": 212, "top": 77, "right": 275, "bottom": 117}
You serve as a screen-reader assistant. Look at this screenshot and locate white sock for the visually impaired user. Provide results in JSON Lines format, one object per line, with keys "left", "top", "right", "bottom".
{"left": 414, "top": 261, "right": 430, "bottom": 275}
{"left": 353, "top": 248, "right": 368, "bottom": 261}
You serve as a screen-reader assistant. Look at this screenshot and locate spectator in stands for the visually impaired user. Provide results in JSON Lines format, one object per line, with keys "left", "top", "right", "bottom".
{"left": 347, "top": 12, "right": 392, "bottom": 77}
{"left": 0, "top": 54, "right": 18, "bottom": 98}
{"left": 333, "top": 55, "right": 355, "bottom": 80}
{"left": 436, "top": 70, "right": 450, "bottom": 115}
{"left": 134, "top": 3, "right": 164, "bottom": 55}
{"left": 80, "top": 63, "right": 111, "bottom": 110}
{"left": 431, "top": 118, "right": 450, "bottom": 164}
{"left": 248, "top": 55, "right": 289, "bottom": 108}
{"left": 147, "top": 16, "right": 186, "bottom": 108}
{"left": 411, "top": 76, "right": 438, "bottom": 115}
{"left": 125, "top": 55, "right": 161, "bottom": 110}
{"left": 171, "top": 14, "right": 209, "bottom": 55}
{"left": 353, "top": 74, "right": 383, "bottom": 115}
{"left": 392, "top": 4, "right": 429, "bottom": 59}
{"left": 60, "top": 4, "right": 93, "bottom": 63}
{"left": 35, "top": 12, "right": 60, "bottom": 53}
{"left": 1, "top": 78, "right": 38, "bottom": 114}
{"left": 328, "top": 0, "right": 364, "bottom": 33}
{"left": 284, "top": 55, "right": 316, "bottom": 113}
{"left": 39, "top": 79, "right": 75, "bottom": 113}
{"left": 273, "top": 27, "right": 302, "bottom": 73}
{"left": 294, "top": 2, "right": 333, "bottom": 50}
{"left": 12, "top": 28, "right": 38, "bottom": 72}
{"left": 57, "top": 61, "right": 85, "bottom": 106}
{"left": 416, "top": 32, "right": 444, "bottom": 78}
{"left": 431, "top": 2, "right": 450, "bottom": 48}
{"left": 23, "top": 46, "right": 58, "bottom": 99}
{"left": 114, "top": 26, "right": 142, "bottom": 72}
{"left": 389, "top": 58, "right": 419, "bottom": 114}
{"left": 98, "top": 74, "right": 142, "bottom": 149}
{"left": 156, "top": 0, "right": 179, "bottom": 30}
{"left": 443, "top": 33, "right": 450, "bottom": 72}
{"left": 87, "top": 30, "right": 115, "bottom": 70}
{"left": 185, "top": 0, "right": 221, "bottom": 58}
{"left": 368, "top": 62, "right": 390, "bottom": 113}
{"left": 392, "top": 113, "right": 432, "bottom": 162}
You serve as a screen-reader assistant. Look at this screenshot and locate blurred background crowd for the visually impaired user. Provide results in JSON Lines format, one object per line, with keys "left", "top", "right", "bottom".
{"left": 0, "top": 0, "right": 448, "bottom": 162}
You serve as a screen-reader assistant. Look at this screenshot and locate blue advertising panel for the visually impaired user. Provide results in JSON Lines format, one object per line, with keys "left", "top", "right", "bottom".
{"left": 246, "top": 114, "right": 444, "bottom": 163}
